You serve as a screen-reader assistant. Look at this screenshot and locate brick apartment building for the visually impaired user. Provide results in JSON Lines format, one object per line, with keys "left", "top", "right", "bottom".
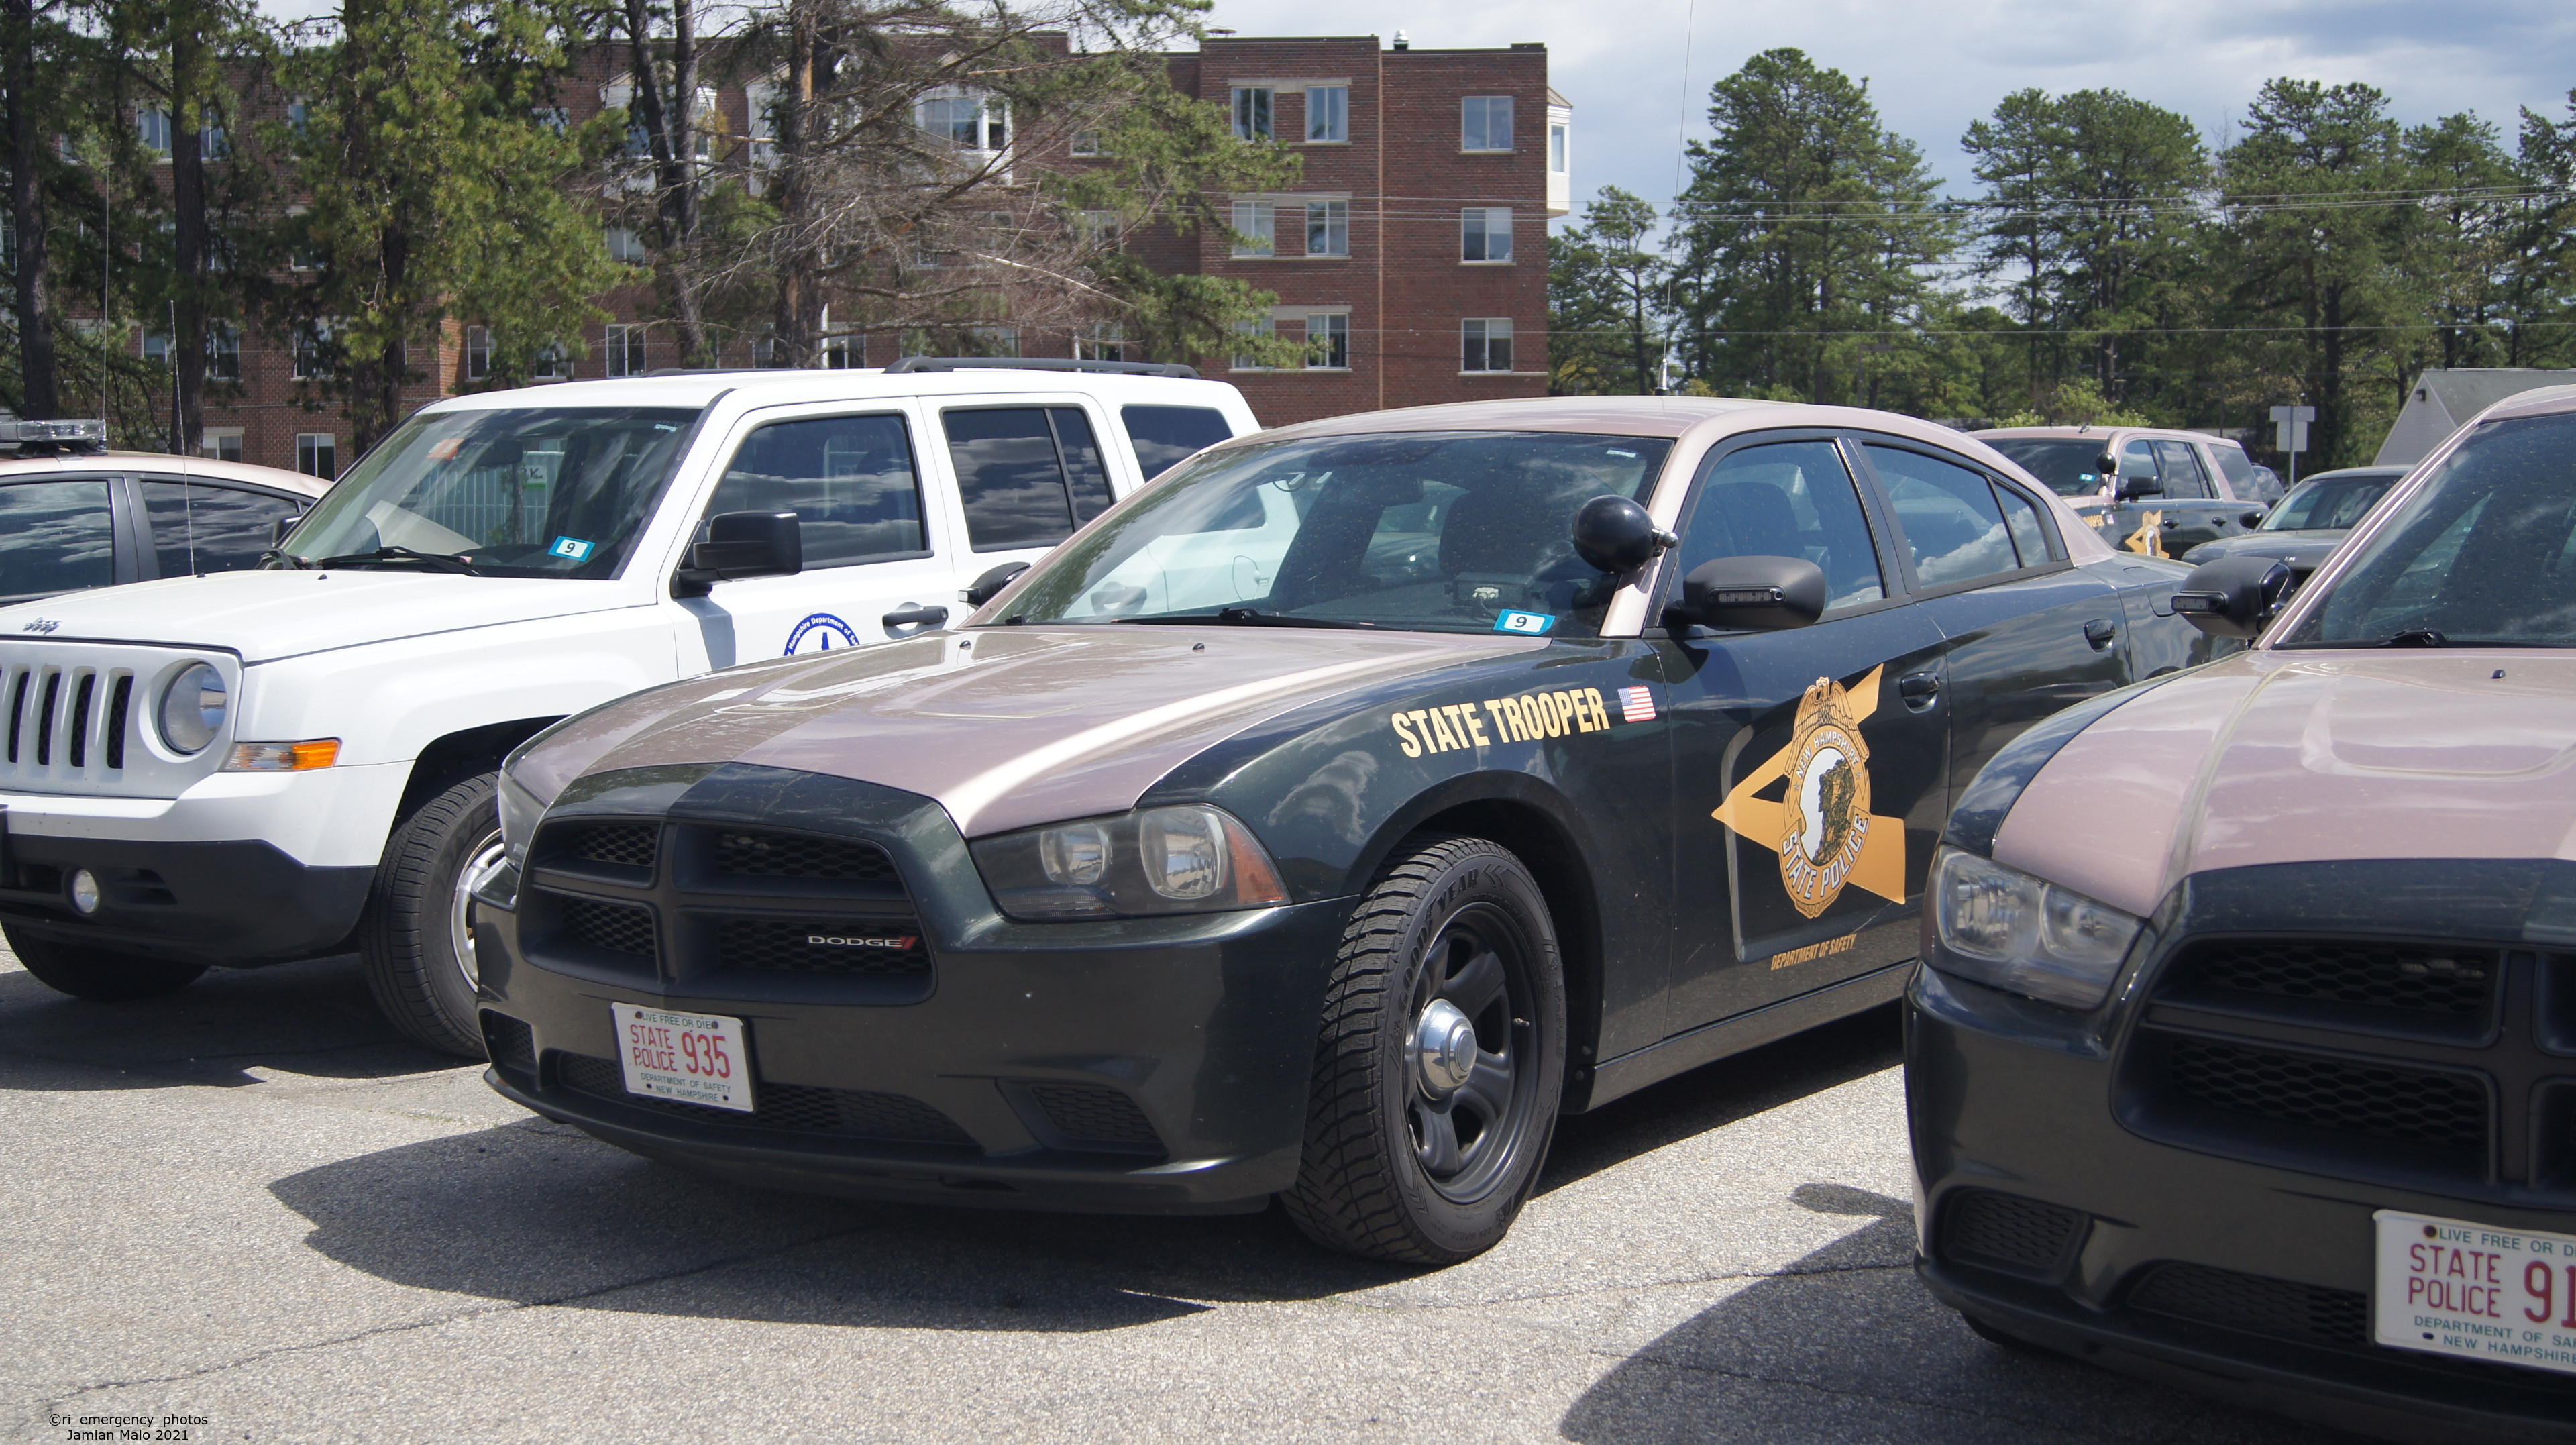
{"left": 94, "top": 32, "right": 1567, "bottom": 474}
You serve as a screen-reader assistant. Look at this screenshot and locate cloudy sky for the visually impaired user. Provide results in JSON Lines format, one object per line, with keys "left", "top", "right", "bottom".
{"left": 1199, "top": 0, "right": 2576, "bottom": 226}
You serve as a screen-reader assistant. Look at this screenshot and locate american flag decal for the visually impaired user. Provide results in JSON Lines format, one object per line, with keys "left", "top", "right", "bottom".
{"left": 1619, "top": 685, "right": 1657, "bottom": 724}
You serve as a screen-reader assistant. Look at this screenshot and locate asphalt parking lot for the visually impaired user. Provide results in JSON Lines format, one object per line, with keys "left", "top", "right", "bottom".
{"left": 1, "top": 947, "right": 2364, "bottom": 1444}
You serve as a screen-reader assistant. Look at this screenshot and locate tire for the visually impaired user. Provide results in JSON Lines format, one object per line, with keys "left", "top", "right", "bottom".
{"left": 3, "top": 922, "right": 207, "bottom": 1001}
{"left": 360, "top": 772, "right": 505, "bottom": 1059}
{"left": 1285, "top": 834, "right": 1567, "bottom": 1265}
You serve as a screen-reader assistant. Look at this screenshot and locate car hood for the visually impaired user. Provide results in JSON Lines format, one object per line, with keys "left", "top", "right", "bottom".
{"left": 0, "top": 570, "right": 636, "bottom": 663}
{"left": 515, "top": 625, "right": 1543, "bottom": 837}
{"left": 2178, "top": 530, "right": 2349, "bottom": 569}
{"left": 1991, "top": 649, "right": 2576, "bottom": 918}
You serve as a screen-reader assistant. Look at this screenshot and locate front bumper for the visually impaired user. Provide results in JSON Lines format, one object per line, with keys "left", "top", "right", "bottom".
{"left": 474, "top": 761, "right": 1352, "bottom": 1214}
{"left": 1909, "top": 967, "right": 2576, "bottom": 1444}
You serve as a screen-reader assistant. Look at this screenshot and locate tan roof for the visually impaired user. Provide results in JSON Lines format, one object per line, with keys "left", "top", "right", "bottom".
{"left": 0, "top": 450, "right": 328, "bottom": 496}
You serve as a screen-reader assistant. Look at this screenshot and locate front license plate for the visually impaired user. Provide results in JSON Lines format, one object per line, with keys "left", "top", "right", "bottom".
{"left": 2374, "top": 1209, "right": 2576, "bottom": 1377}
{"left": 610, "top": 1003, "right": 754, "bottom": 1114}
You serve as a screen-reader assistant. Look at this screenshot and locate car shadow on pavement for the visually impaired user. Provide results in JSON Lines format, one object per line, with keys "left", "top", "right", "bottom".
{"left": 0, "top": 951, "right": 464, "bottom": 1088}
{"left": 1558, "top": 1183, "right": 2364, "bottom": 1444}
{"left": 267, "top": 1115, "right": 1419, "bottom": 1333}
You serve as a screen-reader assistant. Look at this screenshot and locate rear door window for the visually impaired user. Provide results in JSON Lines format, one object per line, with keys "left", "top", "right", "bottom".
{"left": 0, "top": 479, "right": 117, "bottom": 601}
{"left": 1990, "top": 482, "right": 2052, "bottom": 565}
{"left": 140, "top": 480, "right": 305, "bottom": 577}
{"left": 943, "top": 407, "right": 1115, "bottom": 552}
{"left": 702, "top": 413, "right": 929, "bottom": 567}
{"left": 1864, "top": 444, "right": 2021, "bottom": 588}
{"left": 1121, "top": 405, "right": 1235, "bottom": 480}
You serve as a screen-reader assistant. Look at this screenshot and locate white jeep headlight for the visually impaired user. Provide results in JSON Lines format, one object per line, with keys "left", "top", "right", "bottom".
{"left": 1928, "top": 846, "right": 2141, "bottom": 1011}
{"left": 157, "top": 663, "right": 227, "bottom": 753}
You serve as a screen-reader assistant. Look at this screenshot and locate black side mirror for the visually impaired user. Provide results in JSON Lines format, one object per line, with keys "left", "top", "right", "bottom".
{"left": 1665, "top": 555, "right": 1827, "bottom": 633}
{"left": 964, "top": 560, "right": 1031, "bottom": 608}
{"left": 1571, "top": 494, "right": 1679, "bottom": 574}
{"left": 2241, "top": 509, "right": 2267, "bottom": 529}
{"left": 2169, "top": 555, "right": 2292, "bottom": 639}
{"left": 272, "top": 514, "right": 301, "bottom": 545}
{"left": 2116, "top": 474, "right": 2163, "bottom": 501}
{"left": 672, "top": 511, "right": 801, "bottom": 598}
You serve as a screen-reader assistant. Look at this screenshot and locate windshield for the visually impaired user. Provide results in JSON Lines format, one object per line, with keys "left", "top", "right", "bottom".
{"left": 983, "top": 430, "right": 1674, "bottom": 637}
{"left": 2275, "top": 415, "right": 2576, "bottom": 649}
{"left": 1982, "top": 438, "right": 2109, "bottom": 497}
{"left": 2263, "top": 473, "right": 2398, "bottom": 531}
{"left": 281, "top": 406, "right": 701, "bottom": 577}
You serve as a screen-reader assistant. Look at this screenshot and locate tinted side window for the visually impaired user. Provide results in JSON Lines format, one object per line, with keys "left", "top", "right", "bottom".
{"left": 0, "top": 479, "right": 115, "bottom": 601}
{"left": 1866, "top": 444, "right": 2020, "bottom": 588}
{"left": 1991, "top": 482, "right": 2051, "bottom": 566}
{"left": 705, "top": 414, "right": 927, "bottom": 568}
{"left": 943, "top": 407, "right": 1113, "bottom": 553}
{"left": 142, "top": 480, "right": 304, "bottom": 577}
{"left": 1674, "top": 440, "right": 1884, "bottom": 614}
{"left": 1122, "top": 405, "right": 1234, "bottom": 480}
{"left": 2153, "top": 440, "right": 2212, "bottom": 499}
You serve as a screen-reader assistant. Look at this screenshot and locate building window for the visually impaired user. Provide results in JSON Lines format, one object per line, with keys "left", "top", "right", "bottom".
{"left": 1231, "top": 317, "right": 1274, "bottom": 371}
{"left": 199, "top": 119, "right": 227, "bottom": 160}
{"left": 1306, "top": 200, "right": 1348, "bottom": 258}
{"left": 1462, "top": 95, "right": 1514, "bottom": 152}
{"left": 1077, "top": 324, "right": 1124, "bottom": 362}
{"left": 201, "top": 429, "right": 244, "bottom": 463}
{"left": 464, "top": 326, "right": 491, "bottom": 380}
{"left": 918, "top": 92, "right": 1006, "bottom": 152}
{"left": 820, "top": 331, "right": 861, "bottom": 368}
{"left": 208, "top": 323, "right": 239, "bottom": 381}
{"left": 605, "top": 323, "right": 647, "bottom": 378}
{"left": 296, "top": 433, "right": 337, "bottom": 479}
{"left": 1549, "top": 121, "right": 1568, "bottom": 174}
{"left": 751, "top": 331, "right": 778, "bottom": 368}
{"left": 1230, "top": 200, "right": 1276, "bottom": 258}
{"left": 1071, "top": 126, "right": 1106, "bottom": 157}
{"left": 608, "top": 227, "right": 648, "bottom": 262}
{"left": 142, "top": 332, "right": 172, "bottom": 366}
{"left": 1462, "top": 318, "right": 1514, "bottom": 372}
{"left": 1305, "top": 313, "right": 1350, "bottom": 370}
{"left": 1461, "top": 207, "right": 1513, "bottom": 263}
{"left": 1079, "top": 209, "right": 1124, "bottom": 247}
{"left": 534, "top": 105, "right": 568, "bottom": 136}
{"left": 969, "top": 325, "right": 1019, "bottom": 358}
{"left": 292, "top": 321, "right": 335, "bottom": 380}
{"left": 1232, "top": 87, "right": 1273, "bottom": 142}
{"left": 0, "top": 213, "right": 13, "bottom": 270}
{"left": 1306, "top": 86, "right": 1348, "bottom": 143}
{"left": 533, "top": 344, "right": 568, "bottom": 382}
{"left": 138, "top": 107, "right": 172, "bottom": 156}
{"left": 287, "top": 101, "right": 312, "bottom": 140}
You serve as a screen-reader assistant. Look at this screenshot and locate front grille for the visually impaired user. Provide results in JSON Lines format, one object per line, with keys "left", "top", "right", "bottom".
{"left": 551, "top": 1051, "right": 971, "bottom": 1144}
{"left": 711, "top": 829, "right": 898, "bottom": 884}
{"left": 2179, "top": 939, "right": 2496, "bottom": 1017}
{"left": 1024, "top": 1081, "right": 1161, "bottom": 1150}
{"left": 2129, "top": 1262, "right": 2366, "bottom": 1347}
{"left": 0, "top": 647, "right": 209, "bottom": 796}
{"left": 560, "top": 898, "right": 657, "bottom": 961}
{"left": 561, "top": 823, "right": 659, "bottom": 871}
{"left": 2163, "top": 1036, "right": 2489, "bottom": 1151}
{"left": 716, "top": 917, "right": 929, "bottom": 975}
{"left": 1941, "top": 1189, "right": 2086, "bottom": 1280}
{"left": 482, "top": 1012, "right": 537, "bottom": 1073}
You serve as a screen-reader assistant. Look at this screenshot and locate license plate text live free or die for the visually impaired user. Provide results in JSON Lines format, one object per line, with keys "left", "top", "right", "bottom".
{"left": 2374, "top": 1209, "right": 2576, "bottom": 1378}
{"left": 610, "top": 1002, "right": 754, "bottom": 1113}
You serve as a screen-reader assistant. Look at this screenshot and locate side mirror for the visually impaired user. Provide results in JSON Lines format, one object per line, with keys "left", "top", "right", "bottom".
{"left": 964, "top": 560, "right": 1031, "bottom": 608}
{"left": 1665, "top": 555, "right": 1827, "bottom": 633}
{"left": 672, "top": 511, "right": 801, "bottom": 598}
{"left": 2169, "top": 555, "right": 2292, "bottom": 639}
{"left": 272, "top": 514, "right": 301, "bottom": 545}
{"left": 2116, "top": 474, "right": 2163, "bottom": 501}
{"left": 2240, "top": 509, "right": 2267, "bottom": 530}
{"left": 1572, "top": 494, "right": 1678, "bottom": 574}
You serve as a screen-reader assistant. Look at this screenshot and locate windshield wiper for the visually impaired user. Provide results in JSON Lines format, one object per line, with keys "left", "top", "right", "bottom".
{"left": 2379, "top": 628, "right": 2450, "bottom": 647}
{"left": 1116, "top": 606, "right": 1381, "bottom": 631}
{"left": 312, "top": 545, "right": 482, "bottom": 576}
{"left": 256, "top": 547, "right": 312, "bottom": 570}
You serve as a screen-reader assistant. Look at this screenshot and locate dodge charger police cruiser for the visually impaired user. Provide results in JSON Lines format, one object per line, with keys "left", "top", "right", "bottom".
{"left": 1911, "top": 384, "right": 2576, "bottom": 1439}
{"left": 468, "top": 395, "right": 2218, "bottom": 1264}
{"left": 0, "top": 360, "right": 1256, "bottom": 1057}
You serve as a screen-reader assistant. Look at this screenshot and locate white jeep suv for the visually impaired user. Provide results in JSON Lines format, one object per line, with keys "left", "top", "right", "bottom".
{"left": 0, "top": 360, "right": 1256, "bottom": 1055}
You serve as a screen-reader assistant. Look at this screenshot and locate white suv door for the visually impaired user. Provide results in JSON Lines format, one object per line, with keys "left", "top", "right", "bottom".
{"left": 671, "top": 401, "right": 962, "bottom": 670}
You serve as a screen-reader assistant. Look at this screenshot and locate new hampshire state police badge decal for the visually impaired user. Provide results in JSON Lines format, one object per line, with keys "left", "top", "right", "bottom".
{"left": 1779, "top": 674, "right": 1873, "bottom": 918}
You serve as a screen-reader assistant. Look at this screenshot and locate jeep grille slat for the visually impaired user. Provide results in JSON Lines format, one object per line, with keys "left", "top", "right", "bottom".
{"left": 0, "top": 645, "right": 232, "bottom": 797}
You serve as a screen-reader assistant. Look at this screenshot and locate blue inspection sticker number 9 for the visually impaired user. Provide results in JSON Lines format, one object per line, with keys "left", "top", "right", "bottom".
{"left": 1494, "top": 610, "right": 1555, "bottom": 636}
{"left": 548, "top": 536, "right": 596, "bottom": 561}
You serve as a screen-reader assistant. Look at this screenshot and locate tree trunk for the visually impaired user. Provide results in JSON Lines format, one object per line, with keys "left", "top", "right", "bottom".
{"left": 627, "top": 0, "right": 708, "bottom": 366}
{"left": 768, "top": 0, "right": 820, "bottom": 368}
{"left": 3, "top": 0, "right": 58, "bottom": 417}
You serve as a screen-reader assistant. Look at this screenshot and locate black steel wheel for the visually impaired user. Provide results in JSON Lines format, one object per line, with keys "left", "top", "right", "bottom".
{"left": 1285, "top": 833, "right": 1566, "bottom": 1264}
{"left": 3, "top": 922, "right": 206, "bottom": 1000}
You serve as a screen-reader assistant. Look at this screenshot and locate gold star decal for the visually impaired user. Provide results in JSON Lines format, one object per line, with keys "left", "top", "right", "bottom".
{"left": 1711, "top": 665, "right": 1909, "bottom": 918}
{"left": 2123, "top": 510, "right": 2167, "bottom": 557}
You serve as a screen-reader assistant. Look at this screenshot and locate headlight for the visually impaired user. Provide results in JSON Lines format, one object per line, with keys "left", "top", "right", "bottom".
{"left": 1927, "top": 846, "right": 2141, "bottom": 1011}
{"left": 971, "top": 804, "right": 1290, "bottom": 920}
{"left": 157, "top": 663, "right": 227, "bottom": 753}
{"left": 496, "top": 768, "right": 549, "bottom": 866}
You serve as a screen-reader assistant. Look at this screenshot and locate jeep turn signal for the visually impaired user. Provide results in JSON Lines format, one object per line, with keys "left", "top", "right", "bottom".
{"left": 223, "top": 739, "right": 342, "bottom": 772}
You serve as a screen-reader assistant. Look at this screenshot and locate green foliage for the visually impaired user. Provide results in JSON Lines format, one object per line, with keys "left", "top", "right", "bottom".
{"left": 1549, "top": 186, "right": 1667, "bottom": 394}
{"left": 1992, "top": 376, "right": 2153, "bottom": 429}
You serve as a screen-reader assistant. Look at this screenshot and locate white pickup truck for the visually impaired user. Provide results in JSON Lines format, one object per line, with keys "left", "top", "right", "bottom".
{"left": 0, "top": 360, "right": 1258, "bottom": 1055}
